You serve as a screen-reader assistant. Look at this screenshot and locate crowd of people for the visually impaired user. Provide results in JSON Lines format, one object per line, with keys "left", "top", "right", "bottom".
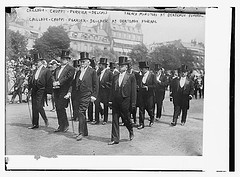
{"left": 6, "top": 50, "right": 204, "bottom": 145}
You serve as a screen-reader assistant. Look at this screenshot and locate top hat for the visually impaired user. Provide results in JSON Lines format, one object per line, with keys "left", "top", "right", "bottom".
{"left": 61, "top": 49, "right": 71, "bottom": 59}
{"left": 118, "top": 56, "right": 129, "bottom": 65}
{"left": 73, "top": 59, "right": 80, "bottom": 67}
{"left": 33, "top": 53, "right": 44, "bottom": 61}
{"left": 139, "top": 61, "right": 150, "bottom": 69}
{"left": 154, "top": 64, "right": 162, "bottom": 71}
{"left": 178, "top": 64, "right": 188, "bottom": 73}
{"left": 99, "top": 58, "right": 108, "bottom": 65}
{"left": 79, "top": 52, "right": 90, "bottom": 61}
{"left": 109, "top": 62, "right": 116, "bottom": 69}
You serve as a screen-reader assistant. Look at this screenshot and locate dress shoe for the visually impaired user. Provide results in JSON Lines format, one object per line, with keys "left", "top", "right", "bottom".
{"left": 62, "top": 126, "right": 69, "bottom": 132}
{"left": 28, "top": 125, "right": 39, "bottom": 129}
{"left": 170, "top": 122, "right": 177, "bottom": 126}
{"left": 91, "top": 121, "right": 99, "bottom": 125}
{"left": 102, "top": 122, "right": 107, "bottom": 125}
{"left": 137, "top": 125, "right": 144, "bottom": 129}
{"left": 108, "top": 141, "right": 119, "bottom": 145}
{"left": 54, "top": 127, "right": 61, "bottom": 132}
{"left": 180, "top": 122, "right": 185, "bottom": 126}
{"left": 129, "top": 131, "right": 134, "bottom": 141}
{"left": 76, "top": 134, "right": 83, "bottom": 141}
{"left": 149, "top": 122, "right": 154, "bottom": 127}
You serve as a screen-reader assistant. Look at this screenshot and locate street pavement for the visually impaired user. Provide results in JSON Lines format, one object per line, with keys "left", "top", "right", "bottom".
{"left": 5, "top": 93, "right": 203, "bottom": 156}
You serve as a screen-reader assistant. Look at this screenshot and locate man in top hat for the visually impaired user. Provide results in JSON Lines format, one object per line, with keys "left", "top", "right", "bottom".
{"left": 92, "top": 57, "right": 113, "bottom": 125}
{"left": 109, "top": 62, "right": 119, "bottom": 76}
{"left": 170, "top": 64, "right": 194, "bottom": 126}
{"left": 28, "top": 53, "right": 53, "bottom": 129}
{"left": 108, "top": 56, "right": 136, "bottom": 145}
{"left": 137, "top": 61, "right": 156, "bottom": 129}
{"left": 52, "top": 49, "right": 75, "bottom": 132}
{"left": 154, "top": 64, "right": 168, "bottom": 120}
{"left": 66, "top": 52, "right": 99, "bottom": 141}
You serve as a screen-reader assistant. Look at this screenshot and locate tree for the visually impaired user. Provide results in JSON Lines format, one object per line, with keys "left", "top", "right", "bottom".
{"left": 128, "top": 43, "right": 148, "bottom": 64}
{"left": 90, "top": 47, "right": 118, "bottom": 62}
{"left": 31, "top": 25, "right": 70, "bottom": 62}
{"left": 6, "top": 30, "right": 28, "bottom": 62}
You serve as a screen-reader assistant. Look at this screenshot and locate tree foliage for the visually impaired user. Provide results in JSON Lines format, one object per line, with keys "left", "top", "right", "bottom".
{"left": 90, "top": 46, "right": 118, "bottom": 63}
{"left": 128, "top": 43, "right": 148, "bottom": 64}
{"left": 6, "top": 30, "right": 28, "bottom": 62}
{"left": 31, "top": 26, "right": 70, "bottom": 62}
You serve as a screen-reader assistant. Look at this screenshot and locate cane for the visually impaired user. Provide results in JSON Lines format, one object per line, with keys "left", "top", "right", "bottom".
{"left": 27, "top": 91, "right": 32, "bottom": 122}
{"left": 69, "top": 97, "right": 75, "bottom": 134}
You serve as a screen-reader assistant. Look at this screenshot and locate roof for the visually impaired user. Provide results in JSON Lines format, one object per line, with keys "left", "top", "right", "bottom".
{"left": 111, "top": 24, "right": 142, "bottom": 34}
{"left": 69, "top": 24, "right": 108, "bottom": 36}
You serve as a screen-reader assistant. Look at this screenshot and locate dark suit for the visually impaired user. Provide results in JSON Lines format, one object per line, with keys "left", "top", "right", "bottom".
{"left": 70, "top": 66, "right": 99, "bottom": 136}
{"left": 29, "top": 66, "right": 53, "bottom": 126}
{"left": 110, "top": 72, "right": 136, "bottom": 143}
{"left": 155, "top": 73, "right": 168, "bottom": 118}
{"left": 53, "top": 64, "right": 75, "bottom": 130}
{"left": 11, "top": 74, "right": 25, "bottom": 103}
{"left": 95, "top": 69, "right": 113, "bottom": 123}
{"left": 170, "top": 77, "right": 194, "bottom": 124}
{"left": 138, "top": 71, "right": 156, "bottom": 127}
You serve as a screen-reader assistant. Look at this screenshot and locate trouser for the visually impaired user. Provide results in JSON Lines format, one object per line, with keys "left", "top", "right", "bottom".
{"left": 87, "top": 102, "right": 94, "bottom": 122}
{"left": 111, "top": 96, "right": 133, "bottom": 142}
{"left": 11, "top": 88, "right": 22, "bottom": 103}
{"left": 139, "top": 93, "right": 154, "bottom": 127}
{"left": 76, "top": 92, "right": 91, "bottom": 136}
{"left": 156, "top": 101, "right": 163, "bottom": 118}
{"left": 95, "top": 100, "right": 108, "bottom": 123}
{"left": 31, "top": 88, "right": 48, "bottom": 126}
{"left": 172, "top": 105, "right": 188, "bottom": 123}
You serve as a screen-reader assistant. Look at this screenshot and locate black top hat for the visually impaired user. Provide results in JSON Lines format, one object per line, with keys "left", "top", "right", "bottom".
{"left": 178, "top": 64, "right": 188, "bottom": 73}
{"left": 99, "top": 58, "right": 108, "bottom": 65}
{"left": 73, "top": 59, "right": 79, "bottom": 67}
{"left": 118, "top": 56, "right": 129, "bottom": 65}
{"left": 61, "top": 49, "right": 71, "bottom": 59}
{"left": 154, "top": 64, "right": 162, "bottom": 71}
{"left": 109, "top": 62, "right": 116, "bottom": 69}
{"left": 90, "top": 59, "right": 96, "bottom": 68}
{"left": 79, "top": 52, "right": 90, "bottom": 60}
{"left": 33, "top": 53, "right": 44, "bottom": 61}
{"left": 139, "top": 61, "right": 150, "bottom": 69}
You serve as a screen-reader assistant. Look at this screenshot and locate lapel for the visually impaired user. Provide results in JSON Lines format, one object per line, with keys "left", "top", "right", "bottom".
{"left": 38, "top": 66, "right": 45, "bottom": 80}
{"left": 75, "top": 70, "right": 81, "bottom": 86}
{"left": 183, "top": 78, "right": 189, "bottom": 90}
{"left": 82, "top": 67, "right": 90, "bottom": 81}
{"left": 121, "top": 72, "right": 129, "bottom": 88}
{"left": 114, "top": 73, "right": 120, "bottom": 90}
{"left": 58, "top": 64, "right": 69, "bottom": 80}
{"left": 55, "top": 67, "right": 60, "bottom": 80}
{"left": 100, "top": 69, "right": 107, "bottom": 82}
{"left": 145, "top": 71, "right": 151, "bottom": 84}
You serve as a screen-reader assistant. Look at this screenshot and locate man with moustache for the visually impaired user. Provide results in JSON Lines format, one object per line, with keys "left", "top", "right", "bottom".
{"left": 28, "top": 53, "right": 52, "bottom": 129}
{"left": 170, "top": 64, "right": 194, "bottom": 126}
{"left": 137, "top": 61, "right": 156, "bottom": 129}
{"left": 53, "top": 50, "right": 75, "bottom": 132}
{"left": 108, "top": 56, "right": 136, "bottom": 145}
{"left": 154, "top": 64, "right": 168, "bottom": 120}
{"left": 92, "top": 57, "right": 113, "bottom": 125}
{"left": 65, "top": 52, "right": 99, "bottom": 141}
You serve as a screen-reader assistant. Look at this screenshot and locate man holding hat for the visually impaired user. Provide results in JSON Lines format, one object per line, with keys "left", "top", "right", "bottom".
{"left": 93, "top": 57, "right": 113, "bottom": 125}
{"left": 108, "top": 56, "right": 136, "bottom": 145}
{"left": 28, "top": 53, "right": 53, "bottom": 129}
{"left": 66, "top": 52, "right": 99, "bottom": 141}
{"left": 137, "top": 61, "right": 156, "bottom": 129}
{"left": 154, "top": 64, "right": 168, "bottom": 120}
{"left": 170, "top": 64, "right": 194, "bottom": 126}
{"left": 53, "top": 49, "right": 75, "bottom": 132}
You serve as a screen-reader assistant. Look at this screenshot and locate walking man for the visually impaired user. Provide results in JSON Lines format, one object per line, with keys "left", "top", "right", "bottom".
{"left": 108, "top": 56, "right": 136, "bottom": 145}
{"left": 28, "top": 53, "right": 52, "bottom": 129}
{"left": 170, "top": 65, "right": 194, "bottom": 126}
{"left": 66, "top": 52, "right": 99, "bottom": 141}
{"left": 53, "top": 50, "right": 75, "bottom": 132}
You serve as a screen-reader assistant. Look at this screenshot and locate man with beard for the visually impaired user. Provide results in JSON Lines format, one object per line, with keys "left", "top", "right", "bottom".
{"left": 170, "top": 65, "right": 194, "bottom": 126}
{"left": 65, "top": 52, "right": 99, "bottom": 141}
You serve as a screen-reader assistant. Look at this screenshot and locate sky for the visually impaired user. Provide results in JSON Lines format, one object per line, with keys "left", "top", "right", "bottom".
{"left": 14, "top": 7, "right": 205, "bottom": 45}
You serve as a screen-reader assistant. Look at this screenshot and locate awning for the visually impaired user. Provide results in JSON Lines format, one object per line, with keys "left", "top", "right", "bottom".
{"left": 113, "top": 39, "right": 140, "bottom": 46}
